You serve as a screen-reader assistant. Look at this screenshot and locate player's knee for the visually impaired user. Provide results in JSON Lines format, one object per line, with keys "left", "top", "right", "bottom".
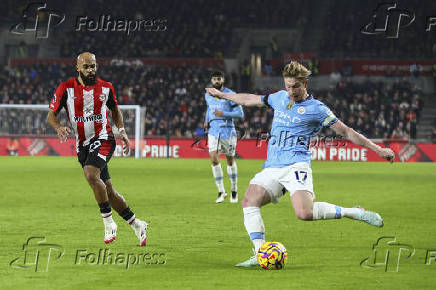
{"left": 295, "top": 209, "right": 313, "bottom": 221}
{"left": 211, "top": 159, "right": 219, "bottom": 166}
{"left": 84, "top": 169, "right": 99, "bottom": 184}
{"left": 241, "top": 192, "right": 260, "bottom": 208}
{"left": 241, "top": 196, "right": 249, "bottom": 207}
{"left": 226, "top": 157, "right": 234, "bottom": 166}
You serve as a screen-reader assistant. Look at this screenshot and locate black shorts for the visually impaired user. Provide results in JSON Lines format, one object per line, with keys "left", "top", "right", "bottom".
{"left": 77, "top": 139, "right": 116, "bottom": 182}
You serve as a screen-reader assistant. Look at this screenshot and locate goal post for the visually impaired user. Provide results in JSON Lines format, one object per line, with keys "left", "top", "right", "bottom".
{"left": 0, "top": 104, "right": 145, "bottom": 158}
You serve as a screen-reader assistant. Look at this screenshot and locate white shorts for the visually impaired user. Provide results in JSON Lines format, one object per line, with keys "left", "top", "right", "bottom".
{"left": 249, "top": 162, "right": 315, "bottom": 203}
{"left": 208, "top": 134, "right": 237, "bottom": 156}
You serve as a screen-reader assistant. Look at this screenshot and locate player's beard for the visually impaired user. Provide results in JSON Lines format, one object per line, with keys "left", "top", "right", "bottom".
{"left": 79, "top": 71, "right": 97, "bottom": 86}
{"left": 212, "top": 83, "right": 223, "bottom": 90}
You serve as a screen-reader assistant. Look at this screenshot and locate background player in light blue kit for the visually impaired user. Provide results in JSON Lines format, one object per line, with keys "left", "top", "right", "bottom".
{"left": 206, "top": 61, "right": 395, "bottom": 267}
{"left": 204, "top": 71, "right": 244, "bottom": 203}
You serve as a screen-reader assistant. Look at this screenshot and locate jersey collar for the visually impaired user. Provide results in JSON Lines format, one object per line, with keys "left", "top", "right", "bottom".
{"left": 295, "top": 94, "right": 313, "bottom": 103}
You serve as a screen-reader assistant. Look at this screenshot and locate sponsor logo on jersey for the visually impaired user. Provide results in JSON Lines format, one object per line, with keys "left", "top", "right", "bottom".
{"left": 73, "top": 114, "right": 103, "bottom": 123}
{"left": 83, "top": 90, "right": 94, "bottom": 103}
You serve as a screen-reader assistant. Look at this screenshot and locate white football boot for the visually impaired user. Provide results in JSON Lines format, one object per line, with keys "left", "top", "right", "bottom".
{"left": 132, "top": 219, "right": 148, "bottom": 246}
{"left": 216, "top": 192, "right": 228, "bottom": 203}
{"left": 104, "top": 222, "right": 117, "bottom": 244}
{"left": 236, "top": 249, "right": 259, "bottom": 267}
{"left": 230, "top": 191, "right": 238, "bottom": 203}
{"left": 354, "top": 206, "right": 384, "bottom": 227}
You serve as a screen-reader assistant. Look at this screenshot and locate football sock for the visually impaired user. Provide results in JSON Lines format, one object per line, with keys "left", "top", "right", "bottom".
{"left": 243, "top": 207, "right": 265, "bottom": 253}
{"left": 312, "top": 202, "right": 361, "bottom": 220}
{"left": 99, "top": 201, "right": 114, "bottom": 224}
{"left": 212, "top": 164, "right": 225, "bottom": 193}
{"left": 227, "top": 162, "right": 238, "bottom": 192}
{"left": 313, "top": 202, "right": 342, "bottom": 220}
{"left": 341, "top": 207, "right": 361, "bottom": 219}
{"left": 120, "top": 207, "right": 137, "bottom": 226}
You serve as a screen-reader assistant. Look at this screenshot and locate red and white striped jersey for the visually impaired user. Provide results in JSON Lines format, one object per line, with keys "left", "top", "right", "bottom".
{"left": 49, "top": 77, "right": 118, "bottom": 150}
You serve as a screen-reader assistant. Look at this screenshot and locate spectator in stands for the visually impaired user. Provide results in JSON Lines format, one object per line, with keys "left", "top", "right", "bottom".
{"left": 329, "top": 71, "right": 341, "bottom": 86}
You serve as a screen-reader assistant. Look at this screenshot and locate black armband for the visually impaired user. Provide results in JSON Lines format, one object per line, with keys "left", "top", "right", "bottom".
{"left": 263, "top": 94, "right": 271, "bottom": 108}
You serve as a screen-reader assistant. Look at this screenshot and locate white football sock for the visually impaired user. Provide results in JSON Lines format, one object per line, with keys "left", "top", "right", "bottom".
{"left": 227, "top": 162, "right": 238, "bottom": 192}
{"left": 212, "top": 164, "right": 225, "bottom": 193}
{"left": 313, "top": 202, "right": 342, "bottom": 220}
{"left": 101, "top": 212, "right": 114, "bottom": 225}
{"left": 243, "top": 207, "right": 265, "bottom": 253}
{"left": 313, "top": 202, "right": 361, "bottom": 220}
{"left": 341, "top": 207, "right": 361, "bottom": 219}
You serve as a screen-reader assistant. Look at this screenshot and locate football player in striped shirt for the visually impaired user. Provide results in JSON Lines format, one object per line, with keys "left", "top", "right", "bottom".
{"left": 47, "top": 52, "right": 148, "bottom": 246}
{"left": 206, "top": 61, "right": 395, "bottom": 267}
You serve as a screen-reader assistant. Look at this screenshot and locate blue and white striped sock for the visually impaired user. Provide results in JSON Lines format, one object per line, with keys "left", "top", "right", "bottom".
{"left": 227, "top": 162, "right": 238, "bottom": 192}
{"left": 211, "top": 164, "right": 225, "bottom": 193}
{"left": 243, "top": 207, "right": 265, "bottom": 253}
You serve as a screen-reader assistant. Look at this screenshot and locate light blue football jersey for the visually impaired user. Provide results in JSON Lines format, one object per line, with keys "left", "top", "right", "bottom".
{"left": 261, "top": 90, "right": 338, "bottom": 168}
{"left": 205, "top": 87, "right": 243, "bottom": 139}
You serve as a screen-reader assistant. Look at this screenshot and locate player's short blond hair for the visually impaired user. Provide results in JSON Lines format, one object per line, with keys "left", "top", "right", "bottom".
{"left": 282, "top": 61, "right": 311, "bottom": 83}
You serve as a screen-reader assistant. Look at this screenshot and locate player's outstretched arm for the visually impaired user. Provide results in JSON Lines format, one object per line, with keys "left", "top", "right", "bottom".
{"left": 110, "top": 105, "right": 130, "bottom": 155}
{"left": 214, "top": 105, "right": 244, "bottom": 119}
{"left": 205, "top": 88, "right": 263, "bottom": 107}
{"left": 330, "top": 120, "right": 395, "bottom": 163}
{"left": 47, "top": 110, "right": 70, "bottom": 143}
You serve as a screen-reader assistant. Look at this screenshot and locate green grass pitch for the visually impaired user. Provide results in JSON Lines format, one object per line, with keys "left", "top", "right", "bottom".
{"left": 1, "top": 156, "right": 436, "bottom": 289}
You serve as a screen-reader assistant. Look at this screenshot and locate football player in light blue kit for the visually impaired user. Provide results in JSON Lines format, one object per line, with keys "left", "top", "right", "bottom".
{"left": 206, "top": 61, "right": 395, "bottom": 267}
{"left": 204, "top": 71, "right": 244, "bottom": 203}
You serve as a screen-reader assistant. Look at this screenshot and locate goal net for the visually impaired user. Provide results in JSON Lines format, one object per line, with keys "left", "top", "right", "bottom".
{"left": 0, "top": 104, "right": 145, "bottom": 158}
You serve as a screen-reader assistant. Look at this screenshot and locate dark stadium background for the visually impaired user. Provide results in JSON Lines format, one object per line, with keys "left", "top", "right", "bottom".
{"left": 1, "top": 0, "right": 435, "bottom": 160}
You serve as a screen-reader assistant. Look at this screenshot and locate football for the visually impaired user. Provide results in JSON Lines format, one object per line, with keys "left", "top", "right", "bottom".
{"left": 257, "top": 241, "right": 288, "bottom": 270}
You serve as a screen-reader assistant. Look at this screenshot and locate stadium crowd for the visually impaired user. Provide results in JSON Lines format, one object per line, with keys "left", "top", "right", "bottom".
{"left": 3, "top": 0, "right": 435, "bottom": 60}
{"left": 0, "top": 63, "right": 423, "bottom": 141}
{"left": 59, "top": 0, "right": 309, "bottom": 59}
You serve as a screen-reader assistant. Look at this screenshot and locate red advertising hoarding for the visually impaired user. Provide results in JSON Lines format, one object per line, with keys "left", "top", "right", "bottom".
{"left": 1, "top": 137, "right": 435, "bottom": 162}
{"left": 318, "top": 59, "right": 435, "bottom": 76}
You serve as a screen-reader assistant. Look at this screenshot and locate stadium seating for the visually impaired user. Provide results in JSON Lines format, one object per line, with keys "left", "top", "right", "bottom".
{"left": 0, "top": 64, "right": 423, "bottom": 140}
{"left": 59, "top": 0, "right": 308, "bottom": 58}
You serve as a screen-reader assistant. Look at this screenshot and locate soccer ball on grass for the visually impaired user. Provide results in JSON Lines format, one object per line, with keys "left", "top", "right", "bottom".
{"left": 256, "top": 241, "right": 288, "bottom": 270}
